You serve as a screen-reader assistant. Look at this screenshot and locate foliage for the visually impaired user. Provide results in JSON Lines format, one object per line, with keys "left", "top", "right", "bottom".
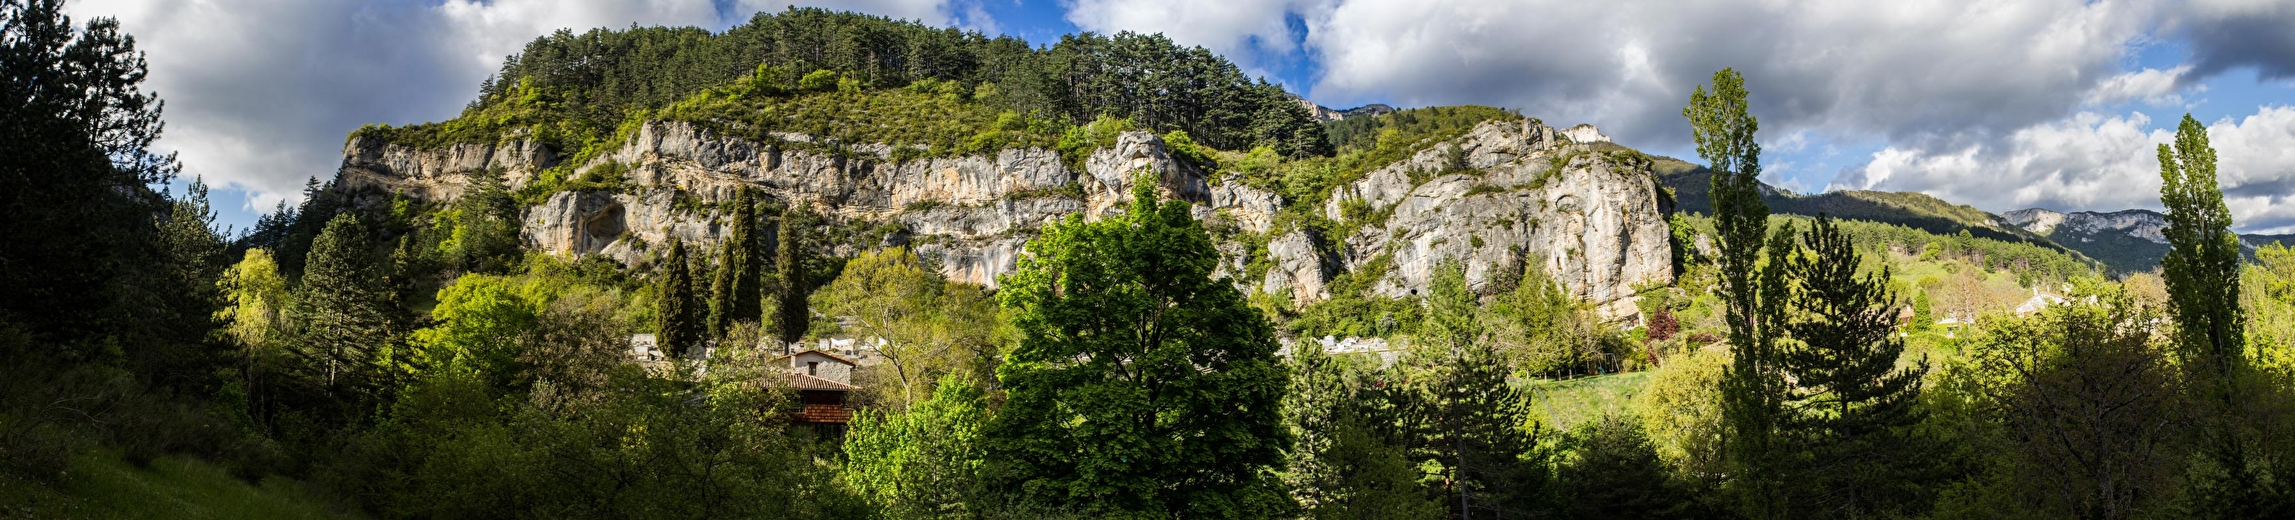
{"left": 357, "top": 9, "right": 1332, "bottom": 161}
{"left": 984, "top": 181, "right": 1292, "bottom": 517}
{"left": 0, "top": 0, "right": 188, "bottom": 365}
{"left": 844, "top": 374, "right": 993, "bottom": 518}
{"left": 291, "top": 214, "right": 400, "bottom": 405}
{"left": 1635, "top": 346, "right": 1729, "bottom": 482}
{"left": 1949, "top": 299, "right": 2185, "bottom": 519}
{"left": 2159, "top": 114, "right": 2248, "bottom": 384}
{"left": 1401, "top": 264, "right": 1559, "bottom": 519}
{"left": 773, "top": 203, "right": 820, "bottom": 345}
{"left": 1282, "top": 336, "right": 1442, "bottom": 520}
{"left": 813, "top": 247, "right": 1003, "bottom": 409}
{"left": 1287, "top": 253, "right": 1422, "bottom": 339}
{"left": 1558, "top": 416, "right": 1699, "bottom": 519}
{"left": 708, "top": 188, "right": 765, "bottom": 336}
{"left": 1774, "top": 216, "right": 1934, "bottom": 517}
{"left": 1687, "top": 67, "right": 1790, "bottom": 519}
{"left": 654, "top": 239, "right": 703, "bottom": 358}
{"left": 1488, "top": 262, "right": 1635, "bottom": 377}
{"left": 434, "top": 168, "right": 520, "bottom": 273}
{"left": 219, "top": 249, "right": 293, "bottom": 369}
{"left": 2251, "top": 244, "right": 2295, "bottom": 377}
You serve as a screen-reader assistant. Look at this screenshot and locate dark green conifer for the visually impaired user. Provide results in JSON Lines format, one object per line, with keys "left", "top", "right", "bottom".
{"left": 293, "top": 214, "right": 393, "bottom": 391}
{"left": 773, "top": 202, "right": 815, "bottom": 345}
{"left": 1777, "top": 215, "right": 1931, "bottom": 516}
{"left": 657, "top": 239, "right": 703, "bottom": 359}
{"left": 710, "top": 189, "right": 763, "bottom": 337}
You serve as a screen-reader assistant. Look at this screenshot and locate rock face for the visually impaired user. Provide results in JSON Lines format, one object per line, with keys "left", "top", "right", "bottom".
{"left": 1561, "top": 124, "right": 1609, "bottom": 144}
{"left": 1320, "top": 120, "right": 1671, "bottom": 319}
{"left": 2004, "top": 208, "right": 2167, "bottom": 244}
{"left": 346, "top": 118, "right": 1673, "bottom": 321}
{"left": 338, "top": 136, "right": 555, "bottom": 199}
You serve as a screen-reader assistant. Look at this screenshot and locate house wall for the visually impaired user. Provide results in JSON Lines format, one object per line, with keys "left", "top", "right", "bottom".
{"left": 790, "top": 351, "right": 854, "bottom": 384}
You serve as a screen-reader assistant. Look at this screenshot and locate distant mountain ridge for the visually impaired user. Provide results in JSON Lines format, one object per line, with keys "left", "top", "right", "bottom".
{"left": 1293, "top": 96, "right": 1397, "bottom": 122}
{"left": 1646, "top": 153, "right": 2062, "bottom": 249}
{"left": 2000, "top": 209, "right": 2168, "bottom": 274}
{"left": 2003, "top": 207, "right": 2295, "bottom": 273}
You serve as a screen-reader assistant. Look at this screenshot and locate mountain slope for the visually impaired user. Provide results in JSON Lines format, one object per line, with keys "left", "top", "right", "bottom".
{"left": 1649, "top": 154, "right": 2070, "bottom": 251}
{"left": 2000, "top": 208, "right": 2169, "bottom": 274}
{"left": 2002, "top": 208, "right": 2295, "bottom": 272}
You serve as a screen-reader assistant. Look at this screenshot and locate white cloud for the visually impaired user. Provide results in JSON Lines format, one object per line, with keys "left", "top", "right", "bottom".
{"left": 1833, "top": 106, "right": 2295, "bottom": 234}
{"left": 1303, "top": 0, "right": 2166, "bottom": 151}
{"left": 2084, "top": 66, "right": 2194, "bottom": 106}
{"left": 65, "top": 0, "right": 970, "bottom": 214}
{"left": 1060, "top": 0, "right": 1306, "bottom": 77}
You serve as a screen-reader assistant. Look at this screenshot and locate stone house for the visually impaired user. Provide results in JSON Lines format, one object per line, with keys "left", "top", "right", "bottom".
{"left": 774, "top": 349, "right": 859, "bottom": 426}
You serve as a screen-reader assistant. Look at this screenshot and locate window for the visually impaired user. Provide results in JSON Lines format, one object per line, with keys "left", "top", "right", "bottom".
{"left": 808, "top": 361, "right": 819, "bottom": 376}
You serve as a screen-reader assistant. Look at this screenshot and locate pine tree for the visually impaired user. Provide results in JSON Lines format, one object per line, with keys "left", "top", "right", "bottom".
{"left": 658, "top": 239, "right": 704, "bottom": 359}
{"left": 773, "top": 202, "right": 815, "bottom": 346}
{"left": 710, "top": 188, "right": 763, "bottom": 338}
{"left": 0, "top": 1, "right": 179, "bottom": 360}
{"left": 1407, "top": 263, "right": 1556, "bottom": 519}
{"left": 137, "top": 176, "right": 228, "bottom": 381}
{"left": 448, "top": 167, "right": 518, "bottom": 272}
{"left": 1776, "top": 215, "right": 1931, "bottom": 516}
{"left": 1685, "top": 67, "right": 1787, "bottom": 518}
{"left": 1284, "top": 324, "right": 1443, "bottom": 520}
{"left": 293, "top": 214, "right": 394, "bottom": 394}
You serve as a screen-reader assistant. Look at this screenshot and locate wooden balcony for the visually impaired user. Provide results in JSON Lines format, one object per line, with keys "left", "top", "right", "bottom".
{"left": 795, "top": 403, "right": 851, "bottom": 424}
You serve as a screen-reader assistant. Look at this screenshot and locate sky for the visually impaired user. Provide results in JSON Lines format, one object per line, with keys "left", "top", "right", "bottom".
{"left": 62, "top": 0, "right": 2295, "bottom": 234}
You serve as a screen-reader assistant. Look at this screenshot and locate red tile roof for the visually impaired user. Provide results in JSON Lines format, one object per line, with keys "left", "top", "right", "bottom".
{"left": 780, "top": 373, "right": 859, "bottom": 391}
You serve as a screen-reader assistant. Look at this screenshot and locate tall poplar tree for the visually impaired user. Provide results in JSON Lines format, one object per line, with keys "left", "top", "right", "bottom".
{"left": 2158, "top": 114, "right": 2295, "bottom": 518}
{"left": 1685, "top": 67, "right": 1787, "bottom": 518}
{"left": 2158, "top": 114, "right": 2245, "bottom": 386}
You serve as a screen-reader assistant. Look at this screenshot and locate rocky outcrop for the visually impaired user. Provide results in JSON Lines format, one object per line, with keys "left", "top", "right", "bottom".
{"left": 354, "top": 117, "right": 1674, "bottom": 321}
{"left": 1323, "top": 120, "right": 1672, "bottom": 319}
{"left": 1561, "top": 124, "right": 1609, "bottom": 144}
{"left": 2004, "top": 208, "right": 2167, "bottom": 244}
{"left": 337, "top": 136, "right": 555, "bottom": 199}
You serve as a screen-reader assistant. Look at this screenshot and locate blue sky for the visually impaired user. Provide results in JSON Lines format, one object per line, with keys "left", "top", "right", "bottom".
{"left": 70, "top": 0, "right": 2295, "bottom": 233}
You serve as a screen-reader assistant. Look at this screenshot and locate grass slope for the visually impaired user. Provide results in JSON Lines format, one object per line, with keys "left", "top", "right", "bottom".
{"left": 0, "top": 452, "right": 357, "bottom": 520}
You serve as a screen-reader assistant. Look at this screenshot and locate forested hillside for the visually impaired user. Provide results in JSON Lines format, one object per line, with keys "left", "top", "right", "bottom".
{"left": 12, "top": 3, "right": 2295, "bottom": 520}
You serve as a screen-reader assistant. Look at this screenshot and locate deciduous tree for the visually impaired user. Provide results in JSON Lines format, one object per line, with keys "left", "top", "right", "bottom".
{"left": 983, "top": 180, "right": 1291, "bottom": 517}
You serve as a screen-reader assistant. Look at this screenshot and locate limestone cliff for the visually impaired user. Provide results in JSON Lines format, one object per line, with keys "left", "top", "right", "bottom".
{"left": 338, "top": 117, "right": 1673, "bottom": 322}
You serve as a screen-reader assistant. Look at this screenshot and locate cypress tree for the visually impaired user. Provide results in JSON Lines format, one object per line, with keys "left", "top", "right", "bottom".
{"left": 293, "top": 214, "right": 393, "bottom": 393}
{"left": 658, "top": 239, "right": 703, "bottom": 359}
{"left": 710, "top": 189, "right": 762, "bottom": 338}
{"left": 773, "top": 202, "right": 814, "bottom": 346}
{"left": 1776, "top": 215, "right": 1930, "bottom": 516}
{"left": 1685, "top": 67, "right": 1787, "bottom": 518}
